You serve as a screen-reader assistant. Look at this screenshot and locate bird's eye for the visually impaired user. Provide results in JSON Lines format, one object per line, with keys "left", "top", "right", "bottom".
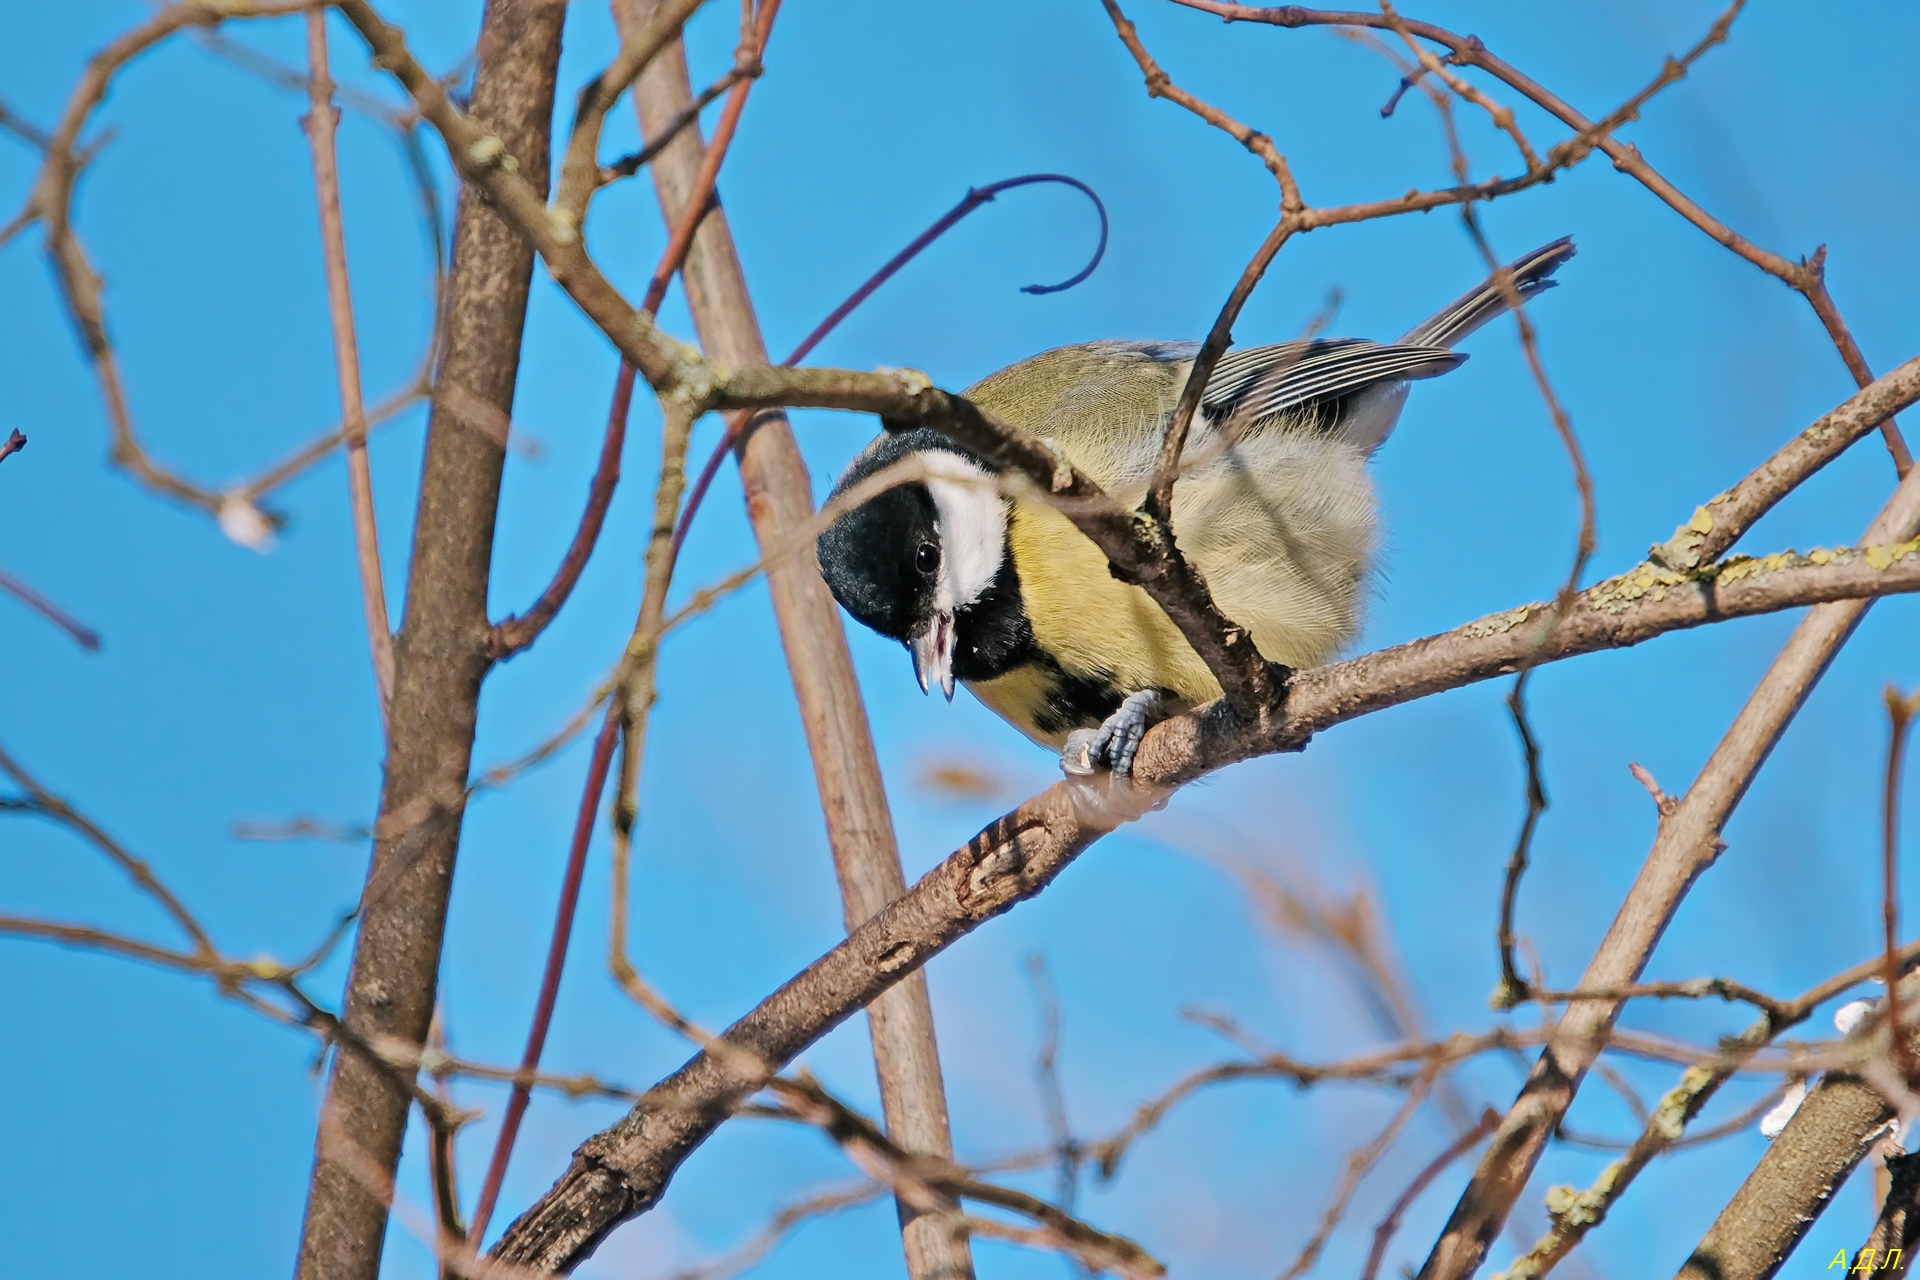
{"left": 913, "top": 541, "right": 938, "bottom": 576}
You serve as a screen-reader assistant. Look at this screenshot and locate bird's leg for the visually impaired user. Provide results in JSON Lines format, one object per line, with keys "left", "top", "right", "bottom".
{"left": 1063, "top": 689, "right": 1169, "bottom": 778}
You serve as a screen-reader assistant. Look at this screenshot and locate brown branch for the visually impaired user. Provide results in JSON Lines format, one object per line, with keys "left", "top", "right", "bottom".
{"left": 1654, "top": 353, "right": 1920, "bottom": 571}
{"left": 1849, "top": 1151, "right": 1920, "bottom": 1279}
{"left": 1168, "top": 0, "right": 1912, "bottom": 473}
{"left": 1674, "top": 1070, "right": 1896, "bottom": 1280}
{"left": 769, "top": 1076, "right": 1165, "bottom": 1280}
{"left": 613, "top": 7, "right": 972, "bottom": 1280}
{"left": 1099, "top": 0, "right": 1302, "bottom": 208}
{"left": 1145, "top": 219, "right": 1296, "bottom": 527}
{"left": 1279, "top": 1067, "right": 1436, "bottom": 1280}
{"left": 548, "top": 0, "right": 707, "bottom": 223}
{"left": 296, "top": 5, "right": 567, "bottom": 1280}
{"left": 23, "top": 2, "right": 313, "bottom": 521}
{"left": 1420, "top": 453, "right": 1920, "bottom": 1280}
{"left": 304, "top": 8, "right": 396, "bottom": 716}
{"left": 1523, "top": 976, "right": 1788, "bottom": 1021}
{"left": 1888, "top": 688, "right": 1920, "bottom": 1077}
{"left": 0, "top": 428, "right": 24, "bottom": 465}
{"left": 1376, "top": 0, "right": 1539, "bottom": 173}
{"left": 488, "top": 519, "right": 1920, "bottom": 1270}
{"left": 1364, "top": 1110, "right": 1501, "bottom": 1280}
{"left": 1088, "top": 1016, "right": 1825, "bottom": 1190}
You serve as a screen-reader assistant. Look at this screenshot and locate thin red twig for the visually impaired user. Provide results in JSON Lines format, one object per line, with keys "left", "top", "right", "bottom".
{"left": 466, "top": 0, "right": 783, "bottom": 1245}
{"left": 465, "top": 708, "right": 619, "bottom": 1249}
{"left": 637, "top": 0, "right": 781, "bottom": 317}
{"left": 487, "top": 364, "right": 635, "bottom": 660}
{"left": 0, "top": 566, "right": 101, "bottom": 651}
{"left": 668, "top": 172, "right": 1109, "bottom": 568}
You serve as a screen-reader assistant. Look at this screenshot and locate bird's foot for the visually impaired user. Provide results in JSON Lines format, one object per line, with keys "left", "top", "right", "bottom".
{"left": 1062, "top": 689, "right": 1167, "bottom": 779}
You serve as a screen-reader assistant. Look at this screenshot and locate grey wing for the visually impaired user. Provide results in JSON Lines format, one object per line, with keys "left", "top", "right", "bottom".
{"left": 1202, "top": 338, "right": 1463, "bottom": 435}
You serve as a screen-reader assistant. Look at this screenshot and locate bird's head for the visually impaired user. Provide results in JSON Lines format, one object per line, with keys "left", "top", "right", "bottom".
{"left": 816, "top": 428, "right": 1011, "bottom": 700}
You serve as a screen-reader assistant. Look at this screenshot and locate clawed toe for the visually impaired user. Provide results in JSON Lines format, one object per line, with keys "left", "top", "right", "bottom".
{"left": 1061, "top": 689, "right": 1167, "bottom": 778}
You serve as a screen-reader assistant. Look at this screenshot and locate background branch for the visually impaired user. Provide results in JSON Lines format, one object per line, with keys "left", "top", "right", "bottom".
{"left": 303, "top": 7, "right": 396, "bottom": 716}
{"left": 610, "top": 5, "right": 974, "bottom": 1277}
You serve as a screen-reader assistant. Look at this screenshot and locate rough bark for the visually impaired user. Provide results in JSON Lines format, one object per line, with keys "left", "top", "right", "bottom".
{"left": 294, "top": 4, "right": 565, "bottom": 1277}
{"left": 614, "top": 7, "right": 973, "bottom": 1278}
{"left": 1673, "top": 1074, "right": 1893, "bottom": 1280}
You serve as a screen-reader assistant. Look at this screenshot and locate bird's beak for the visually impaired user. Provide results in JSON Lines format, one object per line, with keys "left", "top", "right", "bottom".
{"left": 910, "top": 613, "right": 957, "bottom": 701}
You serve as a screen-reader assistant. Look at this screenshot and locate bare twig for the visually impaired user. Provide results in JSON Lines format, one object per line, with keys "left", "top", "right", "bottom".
{"left": 0, "top": 566, "right": 102, "bottom": 651}
{"left": 1422, "top": 447, "right": 1920, "bottom": 1280}
{"left": 598, "top": 59, "right": 758, "bottom": 188}
{"left": 1168, "top": 0, "right": 1911, "bottom": 474}
{"left": 1279, "top": 1067, "right": 1436, "bottom": 1280}
{"left": 462, "top": 705, "right": 616, "bottom": 1252}
{"left": 424, "top": 1010, "right": 467, "bottom": 1280}
{"left": 23, "top": 2, "right": 315, "bottom": 522}
{"left": 468, "top": 0, "right": 777, "bottom": 1249}
{"left": 618, "top": 7, "right": 978, "bottom": 1280}
{"left": 1482, "top": 950, "right": 1920, "bottom": 1280}
{"left": 1887, "top": 687, "right": 1920, "bottom": 1076}
{"left": 1495, "top": 678, "right": 1548, "bottom": 1006}
{"left": 770, "top": 1075, "right": 1165, "bottom": 1280}
{"left": 304, "top": 8, "right": 396, "bottom": 716}
{"left": 0, "top": 740, "right": 215, "bottom": 959}
{"left": 1026, "top": 955, "right": 1083, "bottom": 1214}
{"left": 670, "top": 170, "right": 1109, "bottom": 567}
{"left": 1376, "top": 0, "right": 1539, "bottom": 173}
{"left": 1099, "top": 0, "right": 1301, "bottom": 206}
{"left": 1364, "top": 1110, "right": 1500, "bottom": 1280}
{"left": 0, "top": 429, "right": 24, "bottom": 465}
{"left": 486, "top": 364, "right": 634, "bottom": 661}
{"left": 662, "top": 1182, "right": 886, "bottom": 1280}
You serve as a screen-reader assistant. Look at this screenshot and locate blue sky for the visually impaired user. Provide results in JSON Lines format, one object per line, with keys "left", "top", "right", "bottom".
{"left": 3, "top": 2, "right": 1918, "bottom": 1278}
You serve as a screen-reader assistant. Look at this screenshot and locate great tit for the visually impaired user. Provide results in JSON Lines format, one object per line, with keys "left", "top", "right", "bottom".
{"left": 816, "top": 238, "right": 1575, "bottom": 773}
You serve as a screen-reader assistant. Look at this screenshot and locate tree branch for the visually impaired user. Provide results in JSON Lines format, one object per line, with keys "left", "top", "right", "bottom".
{"left": 613, "top": 6, "right": 972, "bottom": 1278}
{"left": 296, "top": 4, "right": 567, "bottom": 1278}
{"left": 333, "top": 0, "right": 1278, "bottom": 718}
{"left": 486, "top": 365, "right": 634, "bottom": 661}
{"left": 304, "top": 7, "right": 397, "bottom": 716}
{"left": 1420, "top": 452, "right": 1920, "bottom": 1280}
{"left": 487, "top": 525, "right": 1920, "bottom": 1271}
{"left": 1492, "top": 943, "right": 1920, "bottom": 1280}
{"left": 1166, "top": 0, "right": 1912, "bottom": 474}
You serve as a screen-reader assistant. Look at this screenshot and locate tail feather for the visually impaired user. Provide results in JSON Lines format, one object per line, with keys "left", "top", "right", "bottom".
{"left": 1400, "top": 237, "right": 1577, "bottom": 349}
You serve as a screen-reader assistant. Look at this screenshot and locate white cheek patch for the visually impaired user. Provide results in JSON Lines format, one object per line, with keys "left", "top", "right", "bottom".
{"left": 921, "top": 453, "right": 1007, "bottom": 613}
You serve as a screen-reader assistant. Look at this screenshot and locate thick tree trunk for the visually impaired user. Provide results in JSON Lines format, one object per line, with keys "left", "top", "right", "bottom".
{"left": 294, "top": 4, "right": 566, "bottom": 1277}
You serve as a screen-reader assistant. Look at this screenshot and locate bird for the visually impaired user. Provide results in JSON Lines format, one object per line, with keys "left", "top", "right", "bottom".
{"left": 815, "top": 238, "right": 1575, "bottom": 775}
